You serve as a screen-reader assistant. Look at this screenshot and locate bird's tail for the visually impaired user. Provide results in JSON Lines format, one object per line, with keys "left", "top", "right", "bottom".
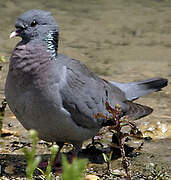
{"left": 110, "top": 77, "right": 168, "bottom": 101}
{"left": 102, "top": 101, "right": 153, "bottom": 126}
{"left": 125, "top": 101, "right": 153, "bottom": 120}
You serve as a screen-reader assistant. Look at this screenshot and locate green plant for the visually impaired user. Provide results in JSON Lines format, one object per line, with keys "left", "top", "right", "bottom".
{"left": 23, "top": 129, "right": 59, "bottom": 179}
{"left": 45, "top": 145, "right": 58, "bottom": 179}
{"left": 61, "top": 155, "right": 88, "bottom": 180}
{"left": 94, "top": 101, "right": 143, "bottom": 179}
{"left": 23, "top": 129, "right": 88, "bottom": 180}
{"left": 22, "top": 129, "right": 41, "bottom": 179}
{"left": 38, "top": 145, "right": 58, "bottom": 180}
{"left": 102, "top": 151, "right": 113, "bottom": 172}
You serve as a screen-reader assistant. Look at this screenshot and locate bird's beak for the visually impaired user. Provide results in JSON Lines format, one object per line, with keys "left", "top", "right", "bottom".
{"left": 10, "top": 31, "right": 19, "bottom": 39}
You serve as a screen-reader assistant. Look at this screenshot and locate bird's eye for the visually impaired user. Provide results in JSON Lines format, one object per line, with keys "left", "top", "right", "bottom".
{"left": 31, "top": 20, "right": 38, "bottom": 27}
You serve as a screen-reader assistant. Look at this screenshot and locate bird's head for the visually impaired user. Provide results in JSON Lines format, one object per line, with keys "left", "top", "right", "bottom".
{"left": 10, "top": 9, "right": 59, "bottom": 44}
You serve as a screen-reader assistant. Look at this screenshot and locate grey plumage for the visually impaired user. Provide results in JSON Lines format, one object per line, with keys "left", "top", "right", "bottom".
{"left": 110, "top": 78, "right": 168, "bottom": 101}
{"left": 5, "top": 10, "right": 168, "bottom": 152}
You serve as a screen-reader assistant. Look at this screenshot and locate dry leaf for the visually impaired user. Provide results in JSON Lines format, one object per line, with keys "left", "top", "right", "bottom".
{"left": 4, "top": 165, "right": 15, "bottom": 174}
{"left": 1, "top": 128, "right": 20, "bottom": 137}
{"left": 84, "top": 175, "right": 100, "bottom": 180}
{"left": 9, "top": 115, "right": 16, "bottom": 119}
{"left": 0, "top": 149, "right": 9, "bottom": 153}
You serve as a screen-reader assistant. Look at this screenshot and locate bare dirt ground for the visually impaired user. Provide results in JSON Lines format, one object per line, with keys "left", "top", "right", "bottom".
{"left": 0, "top": 0, "right": 171, "bottom": 179}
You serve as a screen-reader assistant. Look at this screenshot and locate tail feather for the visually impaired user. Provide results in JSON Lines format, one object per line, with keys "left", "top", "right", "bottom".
{"left": 110, "top": 77, "right": 168, "bottom": 101}
{"left": 102, "top": 101, "right": 153, "bottom": 126}
{"left": 125, "top": 101, "right": 153, "bottom": 120}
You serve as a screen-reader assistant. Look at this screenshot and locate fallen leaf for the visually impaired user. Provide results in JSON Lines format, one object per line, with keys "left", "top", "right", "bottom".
{"left": 1, "top": 128, "right": 20, "bottom": 137}
{"left": 9, "top": 115, "right": 16, "bottom": 119}
{"left": 4, "top": 165, "right": 15, "bottom": 174}
{"left": 0, "top": 149, "right": 9, "bottom": 153}
{"left": 84, "top": 175, "right": 100, "bottom": 180}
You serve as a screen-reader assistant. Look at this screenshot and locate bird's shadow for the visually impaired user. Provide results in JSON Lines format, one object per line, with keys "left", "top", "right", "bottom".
{"left": 0, "top": 153, "right": 50, "bottom": 177}
{"left": 0, "top": 144, "right": 135, "bottom": 177}
{"left": 79, "top": 143, "right": 135, "bottom": 164}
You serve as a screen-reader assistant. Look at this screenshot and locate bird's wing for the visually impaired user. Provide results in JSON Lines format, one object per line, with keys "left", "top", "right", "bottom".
{"left": 59, "top": 57, "right": 128, "bottom": 129}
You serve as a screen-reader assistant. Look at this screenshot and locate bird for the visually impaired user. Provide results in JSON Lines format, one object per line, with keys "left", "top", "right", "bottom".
{"left": 5, "top": 9, "right": 168, "bottom": 155}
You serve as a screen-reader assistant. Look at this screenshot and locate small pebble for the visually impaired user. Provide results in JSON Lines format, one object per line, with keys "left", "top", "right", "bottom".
{"left": 8, "top": 123, "right": 13, "bottom": 127}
